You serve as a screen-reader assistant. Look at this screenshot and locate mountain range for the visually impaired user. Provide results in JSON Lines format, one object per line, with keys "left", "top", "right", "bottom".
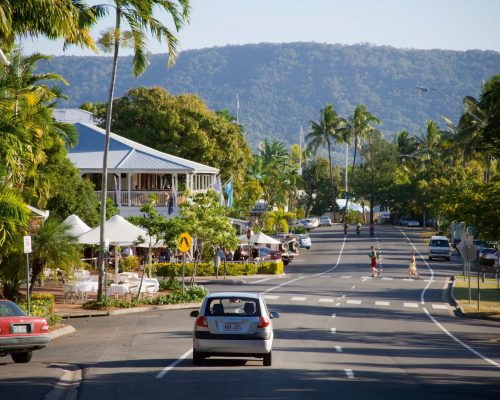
{"left": 37, "top": 42, "right": 500, "bottom": 151}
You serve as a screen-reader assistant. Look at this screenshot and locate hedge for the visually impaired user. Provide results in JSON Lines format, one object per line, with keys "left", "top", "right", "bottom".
{"left": 19, "top": 294, "right": 61, "bottom": 326}
{"left": 153, "top": 260, "right": 284, "bottom": 278}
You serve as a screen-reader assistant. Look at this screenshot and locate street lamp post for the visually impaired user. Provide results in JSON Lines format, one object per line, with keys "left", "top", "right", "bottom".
{"left": 416, "top": 86, "right": 485, "bottom": 125}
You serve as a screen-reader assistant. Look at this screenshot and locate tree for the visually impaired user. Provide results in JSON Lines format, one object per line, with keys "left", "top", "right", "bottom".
{"left": 179, "top": 190, "right": 238, "bottom": 284}
{"left": 342, "top": 105, "right": 380, "bottom": 222}
{"left": 300, "top": 157, "right": 332, "bottom": 217}
{"left": 95, "top": 0, "right": 191, "bottom": 301}
{"left": 307, "top": 105, "right": 346, "bottom": 221}
{"left": 29, "top": 217, "right": 82, "bottom": 294}
{"left": 264, "top": 208, "right": 295, "bottom": 234}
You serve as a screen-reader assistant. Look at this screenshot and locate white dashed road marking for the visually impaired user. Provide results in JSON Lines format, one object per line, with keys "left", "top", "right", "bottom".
{"left": 335, "top": 346, "right": 342, "bottom": 352}
{"left": 331, "top": 328, "right": 336, "bottom": 333}
{"left": 404, "top": 302, "right": 419, "bottom": 308}
{"left": 347, "top": 300, "right": 362, "bottom": 305}
{"left": 375, "top": 301, "right": 390, "bottom": 306}
{"left": 345, "top": 369, "right": 355, "bottom": 379}
{"left": 341, "top": 276, "right": 352, "bottom": 279}
{"left": 263, "top": 295, "right": 279, "bottom": 300}
{"left": 432, "top": 304, "right": 450, "bottom": 310}
{"left": 319, "top": 298, "right": 335, "bottom": 303}
{"left": 291, "top": 296, "right": 307, "bottom": 301}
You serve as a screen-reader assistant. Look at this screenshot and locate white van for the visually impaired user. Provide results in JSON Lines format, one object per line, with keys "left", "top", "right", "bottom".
{"left": 428, "top": 236, "right": 451, "bottom": 261}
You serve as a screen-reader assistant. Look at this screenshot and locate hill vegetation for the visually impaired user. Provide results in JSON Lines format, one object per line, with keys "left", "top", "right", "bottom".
{"left": 37, "top": 42, "right": 500, "bottom": 150}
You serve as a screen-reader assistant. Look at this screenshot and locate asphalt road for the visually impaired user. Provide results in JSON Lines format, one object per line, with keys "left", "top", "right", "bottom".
{"left": 1, "top": 224, "right": 499, "bottom": 400}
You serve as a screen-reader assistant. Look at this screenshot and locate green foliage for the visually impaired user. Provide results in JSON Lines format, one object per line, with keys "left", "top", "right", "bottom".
{"left": 37, "top": 43, "right": 500, "bottom": 150}
{"left": 120, "top": 256, "right": 140, "bottom": 272}
{"left": 258, "top": 261, "right": 284, "bottom": 275}
{"left": 154, "top": 261, "right": 273, "bottom": 277}
{"left": 19, "top": 294, "right": 61, "bottom": 326}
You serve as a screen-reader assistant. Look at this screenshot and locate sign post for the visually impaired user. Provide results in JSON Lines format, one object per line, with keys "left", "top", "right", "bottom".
{"left": 23, "top": 236, "right": 32, "bottom": 315}
{"left": 177, "top": 232, "right": 193, "bottom": 293}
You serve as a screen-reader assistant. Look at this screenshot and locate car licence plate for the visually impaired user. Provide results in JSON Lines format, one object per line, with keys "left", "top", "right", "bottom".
{"left": 223, "top": 322, "right": 242, "bottom": 332}
{"left": 11, "top": 324, "right": 28, "bottom": 333}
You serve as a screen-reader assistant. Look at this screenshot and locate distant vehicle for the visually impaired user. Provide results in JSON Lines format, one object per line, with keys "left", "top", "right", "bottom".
{"left": 190, "top": 292, "right": 279, "bottom": 366}
{"left": 479, "top": 247, "right": 499, "bottom": 267}
{"left": 428, "top": 235, "right": 451, "bottom": 261}
{"left": 0, "top": 300, "right": 50, "bottom": 363}
{"left": 300, "top": 219, "right": 316, "bottom": 230}
{"left": 297, "top": 234, "right": 311, "bottom": 249}
{"left": 319, "top": 216, "right": 332, "bottom": 226}
{"left": 399, "top": 216, "right": 420, "bottom": 227}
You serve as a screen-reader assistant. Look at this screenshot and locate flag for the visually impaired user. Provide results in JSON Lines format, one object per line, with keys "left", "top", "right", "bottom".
{"left": 224, "top": 177, "right": 234, "bottom": 208}
{"left": 212, "top": 175, "right": 225, "bottom": 205}
{"left": 168, "top": 185, "right": 177, "bottom": 215}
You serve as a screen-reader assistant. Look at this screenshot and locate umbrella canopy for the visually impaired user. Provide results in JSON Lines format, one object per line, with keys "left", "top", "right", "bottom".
{"left": 77, "top": 215, "right": 149, "bottom": 246}
{"left": 237, "top": 231, "right": 281, "bottom": 245}
{"left": 62, "top": 214, "right": 91, "bottom": 237}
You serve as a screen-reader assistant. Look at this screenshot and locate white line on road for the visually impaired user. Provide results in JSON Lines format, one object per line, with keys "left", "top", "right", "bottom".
{"left": 156, "top": 348, "right": 193, "bottom": 379}
{"left": 375, "top": 301, "right": 390, "bottom": 306}
{"left": 319, "top": 298, "right": 335, "bottom": 303}
{"left": 335, "top": 302, "right": 341, "bottom": 306}
{"left": 335, "top": 346, "right": 342, "bottom": 352}
{"left": 331, "top": 328, "right": 336, "bottom": 333}
{"left": 263, "top": 295, "right": 279, "bottom": 300}
{"left": 345, "top": 369, "right": 355, "bottom": 378}
{"left": 402, "top": 230, "right": 500, "bottom": 370}
{"left": 382, "top": 277, "right": 393, "bottom": 281}
{"left": 347, "top": 300, "right": 362, "bottom": 305}
{"left": 331, "top": 313, "right": 336, "bottom": 318}
{"left": 404, "top": 302, "right": 419, "bottom": 308}
{"left": 291, "top": 296, "right": 307, "bottom": 301}
{"left": 351, "top": 285, "right": 357, "bottom": 289}
{"left": 341, "top": 276, "right": 352, "bottom": 279}
{"left": 432, "top": 304, "right": 450, "bottom": 310}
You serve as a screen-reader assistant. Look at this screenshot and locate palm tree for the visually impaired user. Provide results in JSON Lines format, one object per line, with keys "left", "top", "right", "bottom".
{"left": 95, "top": 0, "right": 190, "bottom": 301}
{"left": 264, "top": 208, "right": 295, "bottom": 234}
{"left": 0, "top": 1, "right": 102, "bottom": 63}
{"left": 342, "top": 105, "right": 380, "bottom": 222}
{"left": 306, "top": 104, "right": 345, "bottom": 222}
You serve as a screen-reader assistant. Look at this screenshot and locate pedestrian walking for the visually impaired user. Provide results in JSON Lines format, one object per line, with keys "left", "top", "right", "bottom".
{"left": 369, "top": 246, "right": 381, "bottom": 277}
{"left": 408, "top": 251, "right": 420, "bottom": 279}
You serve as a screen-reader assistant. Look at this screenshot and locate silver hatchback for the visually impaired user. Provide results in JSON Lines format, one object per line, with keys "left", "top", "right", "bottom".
{"left": 190, "top": 292, "right": 279, "bottom": 366}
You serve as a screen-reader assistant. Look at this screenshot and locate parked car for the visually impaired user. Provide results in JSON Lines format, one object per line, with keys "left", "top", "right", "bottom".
{"left": 319, "top": 216, "right": 332, "bottom": 226}
{"left": 299, "top": 219, "right": 316, "bottom": 230}
{"left": 428, "top": 235, "right": 451, "bottom": 261}
{"left": 190, "top": 292, "right": 279, "bottom": 366}
{"left": 297, "top": 234, "right": 312, "bottom": 249}
{"left": 0, "top": 300, "right": 50, "bottom": 363}
{"left": 398, "top": 216, "right": 420, "bottom": 227}
{"left": 479, "top": 247, "right": 499, "bottom": 267}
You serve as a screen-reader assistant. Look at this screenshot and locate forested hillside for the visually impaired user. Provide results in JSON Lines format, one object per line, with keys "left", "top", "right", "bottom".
{"left": 37, "top": 42, "right": 500, "bottom": 150}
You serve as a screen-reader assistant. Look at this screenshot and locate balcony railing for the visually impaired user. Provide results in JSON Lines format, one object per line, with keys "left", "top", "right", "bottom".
{"left": 95, "top": 190, "right": 189, "bottom": 207}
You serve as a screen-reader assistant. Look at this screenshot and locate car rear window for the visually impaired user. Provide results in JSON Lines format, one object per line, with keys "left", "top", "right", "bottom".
{"left": 430, "top": 240, "right": 449, "bottom": 247}
{"left": 0, "top": 302, "right": 26, "bottom": 317}
{"left": 206, "top": 297, "right": 260, "bottom": 316}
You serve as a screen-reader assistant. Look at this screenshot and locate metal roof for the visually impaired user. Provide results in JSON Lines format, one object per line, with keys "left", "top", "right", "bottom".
{"left": 67, "top": 123, "right": 219, "bottom": 174}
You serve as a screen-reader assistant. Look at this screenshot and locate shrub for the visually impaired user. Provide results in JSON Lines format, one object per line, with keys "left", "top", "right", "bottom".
{"left": 120, "top": 256, "right": 140, "bottom": 272}
{"left": 258, "top": 261, "right": 284, "bottom": 274}
{"left": 19, "top": 294, "right": 61, "bottom": 326}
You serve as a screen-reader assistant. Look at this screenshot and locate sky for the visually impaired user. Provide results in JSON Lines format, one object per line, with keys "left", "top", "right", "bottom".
{"left": 21, "top": 0, "right": 500, "bottom": 56}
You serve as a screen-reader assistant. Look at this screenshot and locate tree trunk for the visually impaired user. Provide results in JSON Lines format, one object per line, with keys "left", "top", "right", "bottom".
{"left": 98, "top": 10, "right": 121, "bottom": 302}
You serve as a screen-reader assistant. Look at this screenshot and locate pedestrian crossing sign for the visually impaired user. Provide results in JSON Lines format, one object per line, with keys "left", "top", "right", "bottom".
{"left": 177, "top": 232, "right": 193, "bottom": 253}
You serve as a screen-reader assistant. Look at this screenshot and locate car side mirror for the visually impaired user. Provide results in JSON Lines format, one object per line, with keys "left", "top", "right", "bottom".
{"left": 269, "top": 311, "right": 280, "bottom": 319}
{"left": 190, "top": 310, "right": 199, "bottom": 318}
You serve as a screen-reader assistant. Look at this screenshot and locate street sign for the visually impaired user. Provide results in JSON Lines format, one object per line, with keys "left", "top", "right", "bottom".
{"left": 463, "top": 244, "right": 477, "bottom": 262}
{"left": 23, "top": 236, "right": 32, "bottom": 254}
{"left": 177, "top": 232, "right": 193, "bottom": 253}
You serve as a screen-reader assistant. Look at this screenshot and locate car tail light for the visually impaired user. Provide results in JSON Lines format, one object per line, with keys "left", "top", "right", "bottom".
{"left": 196, "top": 316, "right": 208, "bottom": 327}
{"left": 258, "top": 317, "right": 270, "bottom": 328}
{"left": 41, "top": 322, "right": 49, "bottom": 331}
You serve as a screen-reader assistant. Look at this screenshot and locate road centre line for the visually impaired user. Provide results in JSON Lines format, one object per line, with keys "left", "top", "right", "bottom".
{"left": 404, "top": 302, "right": 419, "bottom": 308}
{"left": 345, "top": 369, "right": 355, "bottom": 378}
{"left": 291, "top": 296, "right": 307, "bottom": 301}
{"left": 319, "top": 298, "right": 335, "bottom": 303}
{"left": 375, "top": 301, "right": 390, "bottom": 306}
{"left": 401, "top": 230, "right": 500, "bottom": 369}
{"left": 347, "top": 300, "right": 362, "bottom": 305}
{"left": 263, "top": 295, "right": 279, "bottom": 299}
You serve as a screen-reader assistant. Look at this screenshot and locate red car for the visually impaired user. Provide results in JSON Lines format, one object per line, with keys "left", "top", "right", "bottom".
{"left": 0, "top": 300, "right": 50, "bottom": 363}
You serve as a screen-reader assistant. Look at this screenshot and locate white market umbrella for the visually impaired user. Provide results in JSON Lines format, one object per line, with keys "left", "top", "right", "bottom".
{"left": 77, "top": 215, "right": 148, "bottom": 246}
{"left": 63, "top": 214, "right": 91, "bottom": 237}
{"left": 237, "top": 232, "right": 281, "bottom": 245}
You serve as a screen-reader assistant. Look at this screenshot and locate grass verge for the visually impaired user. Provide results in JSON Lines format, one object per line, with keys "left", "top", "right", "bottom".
{"left": 453, "top": 275, "right": 500, "bottom": 320}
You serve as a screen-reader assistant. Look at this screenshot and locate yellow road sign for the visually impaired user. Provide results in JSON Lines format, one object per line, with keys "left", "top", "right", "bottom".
{"left": 177, "top": 232, "right": 193, "bottom": 253}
